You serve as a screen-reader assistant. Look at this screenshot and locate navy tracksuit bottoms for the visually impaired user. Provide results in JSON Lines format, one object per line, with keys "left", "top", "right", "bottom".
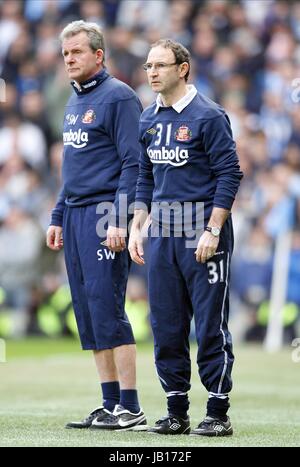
{"left": 63, "top": 204, "right": 135, "bottom": 350}
{"left": 148, "top": 218, "right": 234, "bottom": 401}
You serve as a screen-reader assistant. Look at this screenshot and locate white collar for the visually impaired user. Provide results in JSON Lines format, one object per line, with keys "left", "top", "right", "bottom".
{"left": 154, "top": 85, "right": 197, "bottom": 114}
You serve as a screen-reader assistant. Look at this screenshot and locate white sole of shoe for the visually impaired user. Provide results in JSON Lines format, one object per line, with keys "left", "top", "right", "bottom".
{"left": 118, "top": 423, "right": 149, "bottom": 432}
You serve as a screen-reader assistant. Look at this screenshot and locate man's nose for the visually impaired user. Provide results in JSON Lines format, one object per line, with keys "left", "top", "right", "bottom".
{"left": 149, "top": 67, "right": 158, "bottom": 77}
{"left": 65, "top": 54, "right": 75, "bottom": 64}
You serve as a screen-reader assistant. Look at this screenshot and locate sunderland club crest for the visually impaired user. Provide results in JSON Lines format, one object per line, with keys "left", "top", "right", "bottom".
{"left": 175, "top": 125, "right": 192, "bottom": 142}
{"left": 82, "top": 109, "right": 96, "bottom": 123}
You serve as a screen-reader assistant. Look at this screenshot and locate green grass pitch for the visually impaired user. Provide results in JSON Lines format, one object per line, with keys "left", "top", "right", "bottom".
{"left": 0, "top": 338, "right": 299, "bottom": 447}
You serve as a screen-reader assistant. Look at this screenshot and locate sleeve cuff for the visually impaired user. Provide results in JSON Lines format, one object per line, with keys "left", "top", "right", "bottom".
{"left": 134, "top": 199, "right": 151, "bottom": 211}
{"left": 50, "top": 212, "right": 63, "bottom": 227}
{"left": 213, "top": 195, "right": 235, "bottom": 211}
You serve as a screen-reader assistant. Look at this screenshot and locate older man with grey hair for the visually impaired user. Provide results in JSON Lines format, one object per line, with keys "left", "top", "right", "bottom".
{"left": 47, "top": 20, "right": 147, "bottom": 431}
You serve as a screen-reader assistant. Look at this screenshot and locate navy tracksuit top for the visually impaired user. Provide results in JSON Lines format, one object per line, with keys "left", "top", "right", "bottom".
{"left": 51, "top": 68, "right": 142, "bottom": 227}
{"left": 135, "top": 88, "right": 243, "bottom": 402}
{"left": 135, "top": 89, "right": 243, "bottom": 222}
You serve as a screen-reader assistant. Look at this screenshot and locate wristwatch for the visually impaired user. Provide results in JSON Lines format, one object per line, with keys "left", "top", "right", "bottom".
{"left": 205, "top": 226, "right": 221, "bottom": 237}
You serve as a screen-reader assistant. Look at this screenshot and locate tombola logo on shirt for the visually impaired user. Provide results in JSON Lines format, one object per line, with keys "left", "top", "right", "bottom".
{"left": 147, "top": 146, "right": 189, "bottom": 167}
{"left": 63, "top": 128, "right": 89, "bottom": 148}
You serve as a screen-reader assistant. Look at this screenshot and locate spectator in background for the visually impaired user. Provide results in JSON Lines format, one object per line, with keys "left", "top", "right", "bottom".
{"left": 0, "top": 112, "right": 47, "bottom": 173}
{"left": 106, "top": 26, "right": 143, "bottom": 86}
{"left": 0, "top": 0, "right": 23, "bottom": 64}
{"left": 231, "top": 223, "right": 273, "bottom": 340}
{"left": 79, "top": 0, "right": 106, "bottom": 28}
{"left": 43, "top": 61, "right": 71, "bottom": 140}
{"left": 20, "top": 89, "right": 54, "bottom": 150}
{"left": 288, "top": 230, "right": 300, "bottom": 306}
{"left": 116, "top": 0, "right": 169, "bottom": 32}
{"left": 0, "top": 206, "right": 44, "bottom": 336}
{"left": 0, "top": 82, "right": 18, "bottom": 124}
{"left": 24, "top": 0, "right": 78, "bottom": 24}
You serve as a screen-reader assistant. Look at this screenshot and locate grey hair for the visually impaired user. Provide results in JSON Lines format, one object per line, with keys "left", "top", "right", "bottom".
{"left": 60, "top": 20, "right": 105, "bottom": 57}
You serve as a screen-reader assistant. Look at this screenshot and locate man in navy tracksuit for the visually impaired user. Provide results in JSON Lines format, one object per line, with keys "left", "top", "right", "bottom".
{"left": 46, "top": 21, "right": 147, "bottom": 431}
{"left": 129, "top": 39, "right": 243, "bottom": 436}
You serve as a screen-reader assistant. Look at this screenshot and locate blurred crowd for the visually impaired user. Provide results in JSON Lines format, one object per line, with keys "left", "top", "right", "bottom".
{"left": 0, "top": 0, "right": 300, "bottom": 342}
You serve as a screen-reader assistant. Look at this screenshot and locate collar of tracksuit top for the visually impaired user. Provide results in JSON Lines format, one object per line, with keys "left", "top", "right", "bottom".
{"left": 154, "top": 84, "right": 198, "bottom": 114}
{"left": 70, "top": 68, "right": 109, "bottom": 95}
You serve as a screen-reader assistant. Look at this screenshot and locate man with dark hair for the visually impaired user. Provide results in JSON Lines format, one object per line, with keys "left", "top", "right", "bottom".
{"left": 47, "top": 20, "right": 147, "bottom": 431}
{"left": 144, "top": 39, "right": 191, "bottom": 82}
{"left": 129, "top": 39, "right": 243, "bottom": 436}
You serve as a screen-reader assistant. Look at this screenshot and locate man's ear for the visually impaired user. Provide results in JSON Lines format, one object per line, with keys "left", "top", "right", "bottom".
{"left": 180, "top": 62, "right": 189, "bottom": 80}
{"left": 96, "top": 49, "right": 104, "bottom": 66}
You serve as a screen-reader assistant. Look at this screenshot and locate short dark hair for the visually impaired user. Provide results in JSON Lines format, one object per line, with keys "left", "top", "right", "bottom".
{"left": 150, "top": 39, "right": 191, "bottom": 81}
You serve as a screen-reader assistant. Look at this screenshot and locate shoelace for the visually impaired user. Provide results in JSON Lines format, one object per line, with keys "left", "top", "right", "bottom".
{"left": 155, "top": 415, "right": 175, "bottom": 425}
{"left": 199, "top": 418, "right": 222, "bottom": 429}
{"left": 102, "top": 412, "right": 119, "bottom": 423}
{"left": 84, "top": 409, "right": 104, "bottom": 423}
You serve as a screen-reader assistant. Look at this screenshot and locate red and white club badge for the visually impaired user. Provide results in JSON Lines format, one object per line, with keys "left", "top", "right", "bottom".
{"left": 82, "top": 109, "right": 96, "bottom": 123}
{"left": 175, "top": 125, "right": 192, "bottom": 142}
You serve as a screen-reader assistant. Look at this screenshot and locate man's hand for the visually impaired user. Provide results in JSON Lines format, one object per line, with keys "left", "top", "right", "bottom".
{"left": 106, "top": 226, "right": 127, "bottom": 252}
{"left": 127, "top": 208, "right": 149, "bottom": 265}
{"left": 128, "top": 228, "right": 145, "bottom": 265}
{"left": 195, "top": 231, "right": 219, "bottom": 263}
{"left": 46, "top": 225, "right": 63, "bottom": 251}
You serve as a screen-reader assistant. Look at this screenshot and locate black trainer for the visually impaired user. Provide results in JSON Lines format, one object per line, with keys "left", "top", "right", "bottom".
{"left": 65, "top": 406, "right": 112, "bottom": 429}
{"left": 90, "top": 404, "right": 148, "bottom": 431}
{"left": 190, "top": 416, "right": 233, "bottom": 436}
{"left": 148, "top": 415, "right": 190, "bottom": 435}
